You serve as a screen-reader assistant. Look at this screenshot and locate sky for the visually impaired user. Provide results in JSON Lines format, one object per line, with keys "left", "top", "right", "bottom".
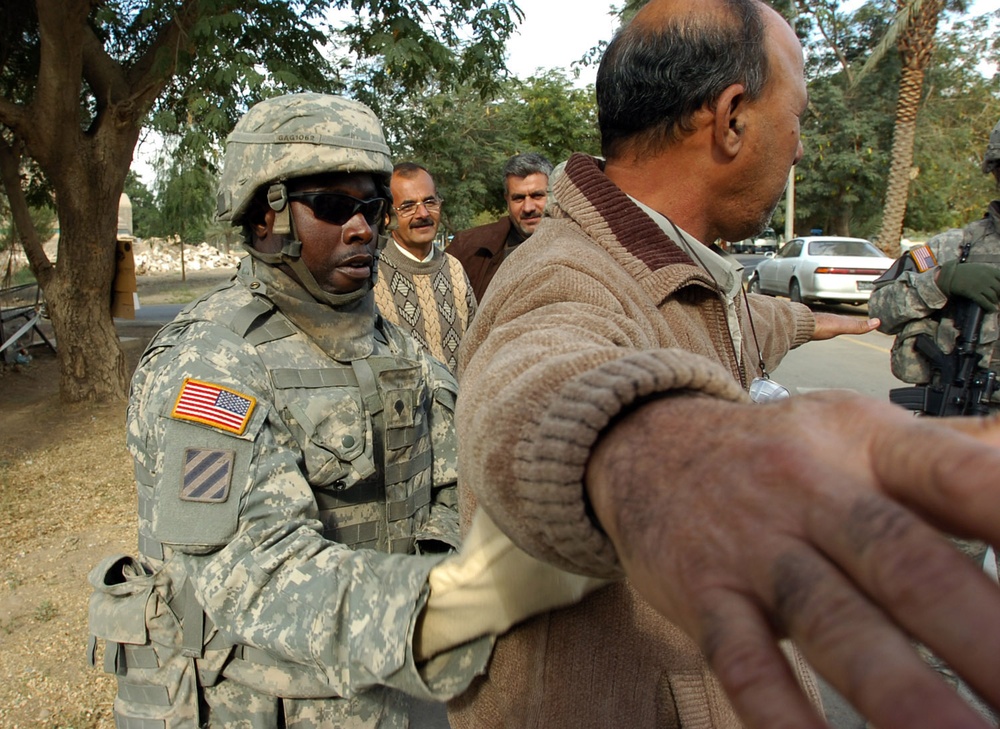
{"left": 503, "top": 1, "right": 620, "bottom": 86}
{"left": 503, "top": 0, "right": 1000, "bottom": 87}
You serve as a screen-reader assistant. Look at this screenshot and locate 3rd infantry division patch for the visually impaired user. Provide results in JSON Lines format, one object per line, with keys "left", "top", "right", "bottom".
{"left": 180, "top": 448, "right": 235, "bottom": 503}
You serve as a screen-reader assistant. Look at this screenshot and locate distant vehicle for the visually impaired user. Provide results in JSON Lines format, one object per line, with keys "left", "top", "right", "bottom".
{"left": 746, "top": 236, "right": 892, "bottom": 306}
{"left": 732, "top": 227, "right": 778, "bottom": 254}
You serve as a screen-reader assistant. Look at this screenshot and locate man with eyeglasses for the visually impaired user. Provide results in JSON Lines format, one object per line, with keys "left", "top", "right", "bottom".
{"left": 448, "top": 152, "right": 553, "bottom": 302}
{"left": 89, "top": 93, "right": 600, "bottom": 727}
{"left": 374, "top": 162, "right": 476, "bottom": 372}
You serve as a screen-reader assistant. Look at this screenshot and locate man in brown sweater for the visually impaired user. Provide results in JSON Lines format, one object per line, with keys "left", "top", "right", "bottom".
{"left": 452, "top": 0, "right": 1000, "bottom": 728}
{"left": 447, "top": 152, "right": 553, "bottom": 302}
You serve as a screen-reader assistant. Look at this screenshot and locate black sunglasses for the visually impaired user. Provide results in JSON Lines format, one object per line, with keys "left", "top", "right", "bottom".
{"left": 286, "top": 192, "right": 387, "bottom": 227}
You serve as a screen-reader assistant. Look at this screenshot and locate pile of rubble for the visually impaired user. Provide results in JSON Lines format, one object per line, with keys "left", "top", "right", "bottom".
{"left": 132, "top": 239, "right": 243, "bottom": 275}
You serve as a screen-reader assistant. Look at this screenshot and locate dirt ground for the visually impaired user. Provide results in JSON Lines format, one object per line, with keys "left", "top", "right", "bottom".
{"left": 0, "top": 268, "right": 235, "bottom": 728}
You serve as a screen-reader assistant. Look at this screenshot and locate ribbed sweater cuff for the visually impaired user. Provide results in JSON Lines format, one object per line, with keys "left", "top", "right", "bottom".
{"left": 512, "top": 349, "right": 747, "bottom": 577}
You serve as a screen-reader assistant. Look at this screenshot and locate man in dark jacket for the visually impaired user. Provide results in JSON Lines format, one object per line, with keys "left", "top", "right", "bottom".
{"left": 447, "top": 152, "right": 553, "bottom": 301}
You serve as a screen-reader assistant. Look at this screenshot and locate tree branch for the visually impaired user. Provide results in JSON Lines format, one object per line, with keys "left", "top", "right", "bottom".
{"left": 125, "top": 0, "right": 207, "bottom": 113}
{"left": 0, "top": 137, "right": 54, "bottom": 288}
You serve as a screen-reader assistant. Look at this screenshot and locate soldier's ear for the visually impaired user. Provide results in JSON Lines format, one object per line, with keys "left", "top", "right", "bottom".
{"left": 252, "top": 209, "right": 281, "bottom": 253}
{"left": 255, "top": 208, "right": 276, "bottom": 237}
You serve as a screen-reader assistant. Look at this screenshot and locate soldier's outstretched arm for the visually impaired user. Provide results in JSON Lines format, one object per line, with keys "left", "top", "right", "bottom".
{"left": 586, "top": 391, "right": 1000, "bottom": 729}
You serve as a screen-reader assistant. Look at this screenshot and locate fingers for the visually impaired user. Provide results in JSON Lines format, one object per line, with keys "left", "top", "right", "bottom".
{"left": 695, "top": 590, "right": 826, "bottom": 729}
{"left": 768, "top": 542, "right": 994, "bottom": 729}
{"left": 809, "top": 494, "right": 1000, "bottom": 723}
{"left": 811, "top": 313, "right": 880, "bottom": 340}
{"left": 873, "top": 413, "right": 1000, "bottom": 544}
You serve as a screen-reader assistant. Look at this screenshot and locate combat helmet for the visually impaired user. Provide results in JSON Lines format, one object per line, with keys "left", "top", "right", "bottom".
{"left": 217, "top": 93, "right": 392, "bottom": 224}
{"left": 216, "top": 93, "right": 393, "bottom": 305}
{"left": 984, "top": 117, "right": 1000, "bottom": 174}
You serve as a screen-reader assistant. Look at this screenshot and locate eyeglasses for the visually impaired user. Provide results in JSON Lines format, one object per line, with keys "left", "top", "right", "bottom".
{"left": 287, "top": 192, "right": 387, "bottom": 227}
{"left": 393, "top": 196, "right": 443, "bottom": 218}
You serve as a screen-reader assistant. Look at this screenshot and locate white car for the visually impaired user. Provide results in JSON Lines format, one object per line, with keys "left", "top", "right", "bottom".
{"left": 747, "top": 236, "right": 892, "bottom": 306}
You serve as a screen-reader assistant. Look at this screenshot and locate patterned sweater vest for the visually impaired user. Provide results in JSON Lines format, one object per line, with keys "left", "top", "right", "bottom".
{"left": 374, "top": 241, "right": 476, "bottom": 372}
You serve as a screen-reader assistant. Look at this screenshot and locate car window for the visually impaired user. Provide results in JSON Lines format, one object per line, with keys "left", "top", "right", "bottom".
{"left": 778, "top": 241, "right": 803, "bottom": 258}
{"left": 807, "top": 240, "right": 885, "bottom": 257}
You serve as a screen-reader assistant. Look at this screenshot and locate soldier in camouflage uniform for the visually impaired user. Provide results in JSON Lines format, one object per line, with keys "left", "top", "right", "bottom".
{"left": 87, "top": 93, "right": 502, "bottom": 728}
{"left": 870, "top": 118, "right": 1000, "bottom": 410}
{"left": 868, "top": 118, "right": 1000, "bottom": 723}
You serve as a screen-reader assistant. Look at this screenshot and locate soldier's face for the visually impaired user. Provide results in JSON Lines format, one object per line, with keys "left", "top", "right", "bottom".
{"left": 288, "top": 173, "right": 384, "bottom": 295}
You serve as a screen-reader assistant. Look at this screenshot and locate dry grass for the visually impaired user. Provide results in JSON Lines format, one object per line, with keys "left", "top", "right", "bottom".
{"left": 0, "top": 268, "right": 233, "bottom": 728}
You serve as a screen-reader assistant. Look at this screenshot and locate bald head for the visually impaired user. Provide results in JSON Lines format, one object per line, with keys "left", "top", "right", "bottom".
{"left": 596, "top": 0, "right": 772, "bottom": 161}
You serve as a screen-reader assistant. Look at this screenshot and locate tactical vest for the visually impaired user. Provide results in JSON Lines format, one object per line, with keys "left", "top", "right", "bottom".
{"left": 224, "top": 292, "right": 440, "bottom": 555}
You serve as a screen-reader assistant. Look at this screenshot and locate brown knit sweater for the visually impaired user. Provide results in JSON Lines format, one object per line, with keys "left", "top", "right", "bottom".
{"left": 450, "top": 153, "right": 819, "bottom": 728}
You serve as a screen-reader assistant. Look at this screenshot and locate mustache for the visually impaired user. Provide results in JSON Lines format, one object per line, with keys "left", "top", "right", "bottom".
{"left": 521, "top": 211, "right": 543, "bottom": 220}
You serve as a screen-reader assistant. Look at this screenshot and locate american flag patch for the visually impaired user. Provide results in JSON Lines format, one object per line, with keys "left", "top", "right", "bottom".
{"left": 909, "top": 244, "right": 937, "bottom": 273}
{"left": 171, "top": 379, "right": 256, "bottom": 435}
{"left": 180, "top": 448, "right": 234, "bottom": 503}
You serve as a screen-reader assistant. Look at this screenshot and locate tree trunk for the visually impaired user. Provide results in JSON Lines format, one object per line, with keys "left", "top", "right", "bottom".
{"left": 877, "top": 70, "right": 923, "bottom": 258}
{"left": 876, "top": 0, "right": 943, "bottom": 258}
{"left": 44, "top": 219, "right": 129, "bottom": 403}
{"left": 46, "top": 279, "right": 129, "bottom": 402}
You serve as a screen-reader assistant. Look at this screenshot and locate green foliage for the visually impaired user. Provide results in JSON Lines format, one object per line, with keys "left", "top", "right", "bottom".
{"left": 904, "top": 12, "right": 1000, "bottom": 236}
{"left": 124, "top": 171, "right": 160, "bottom": 239}
{"left": 785, "top": 0, "right": 999, "bottom": 240}
{"left": 339, "top": 0, "right": 524, "bottom": 118}
{"left": 152, "top": 135, "right": 217, "bottom": 244}
{"left": 0, "top": 195, "right": 56, "bottom": 253}
{"left": 775, "top": 1, "right": 896, "bottom": 237}
{"left": 383, "top": 70, "right": 599, "bottom": 233}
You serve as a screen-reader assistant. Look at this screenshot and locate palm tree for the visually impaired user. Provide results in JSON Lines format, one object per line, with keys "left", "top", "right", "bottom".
{"left": 865, "top": 0, "right": 967, "bottom": 257}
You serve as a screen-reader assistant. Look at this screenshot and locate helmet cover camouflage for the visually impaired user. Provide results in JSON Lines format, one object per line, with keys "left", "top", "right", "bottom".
{"left": 217, "top": 93, "right": 393, "bottom": 225}
{"left": 984, "top": 117, "right": 1000, "bottom": 171}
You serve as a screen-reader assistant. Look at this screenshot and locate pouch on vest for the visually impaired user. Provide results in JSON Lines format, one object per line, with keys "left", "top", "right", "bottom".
{"left": 283, "top": 388, "right": 376, "bottom": 489}
{"left": 87, "top": 554, "right": 201, "bottom": 728}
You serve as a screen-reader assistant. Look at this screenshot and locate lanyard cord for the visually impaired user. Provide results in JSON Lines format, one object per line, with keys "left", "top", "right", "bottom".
{"left": 662, "top": 216, "right": 770, "bottom": 382}
{"left": 742, "top": 286, "right": 770, "bottom": 379}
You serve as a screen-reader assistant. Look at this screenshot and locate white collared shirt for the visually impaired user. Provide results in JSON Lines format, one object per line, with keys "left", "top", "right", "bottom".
{"left": 391, "top": 237, "right": 436, "bottom": 263}
{"left": 631, "top": 197, "right": 746, "bottom": 365}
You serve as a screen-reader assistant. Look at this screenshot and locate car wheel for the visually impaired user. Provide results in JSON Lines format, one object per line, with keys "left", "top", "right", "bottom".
{"left": 789, "top": 279, "right": 802, "bottom": 303}
{"left": 747, "top": 275, "right": 762, "bottom": 295}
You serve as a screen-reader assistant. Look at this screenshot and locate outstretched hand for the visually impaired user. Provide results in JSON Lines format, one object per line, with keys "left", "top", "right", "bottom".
{"left": 586, "top": 392, "right": 1000, "bottom": 729}
{"left": 811, "top": 312, "right": 879, "bottom": 340}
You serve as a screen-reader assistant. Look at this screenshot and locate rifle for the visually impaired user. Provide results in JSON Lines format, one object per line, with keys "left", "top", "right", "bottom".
{"left": 889, "top": 296, "right": 997, "bottom": 416}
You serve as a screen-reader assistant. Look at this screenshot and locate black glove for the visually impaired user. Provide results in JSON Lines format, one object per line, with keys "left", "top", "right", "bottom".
{"left": 936, "top": 260, "right": 1000, "bottom": 311}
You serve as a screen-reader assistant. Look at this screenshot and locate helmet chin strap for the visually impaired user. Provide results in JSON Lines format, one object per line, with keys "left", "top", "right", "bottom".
{"left": 244, "top": 183, "right": 376, "bottom": 307}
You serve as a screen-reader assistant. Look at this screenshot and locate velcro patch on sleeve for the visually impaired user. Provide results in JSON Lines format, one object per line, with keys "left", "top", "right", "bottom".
{"left": 171, "top": 378, "right": 256, "bottom": 435}
{"left": 180, "top": 448, "right": 235, "bottom": 503}
{"left": 908, "top": 244, "right": 937, "bottom": 273}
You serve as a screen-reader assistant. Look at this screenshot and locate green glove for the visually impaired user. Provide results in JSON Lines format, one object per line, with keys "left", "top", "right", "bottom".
{"left": 936, "top": 260, "right": 1000, "bottom": 311}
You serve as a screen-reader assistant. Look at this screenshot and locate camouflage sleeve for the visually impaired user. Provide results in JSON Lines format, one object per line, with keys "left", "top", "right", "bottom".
{"left": 134, "top": 321, "right": 488, "bottom": 701}
{"left": 415, "top": 353, "right": 461, "bottom": 551}
{"left": 869, "top": 232, "right": 964, "bottom": 334}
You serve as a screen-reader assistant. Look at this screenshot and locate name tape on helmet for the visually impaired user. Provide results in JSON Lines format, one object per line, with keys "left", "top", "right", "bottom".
{"left": 226, "top": 131, "right": 390, "bottom": 157}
